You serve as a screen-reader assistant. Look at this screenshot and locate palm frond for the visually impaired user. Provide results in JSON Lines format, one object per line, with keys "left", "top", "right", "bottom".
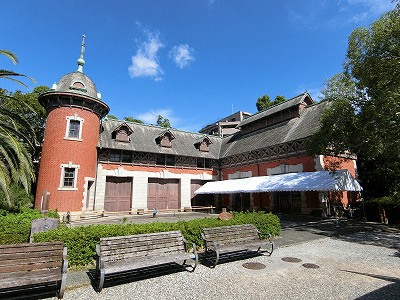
{"left": 0, "top": 50, "right": 18, "bottom": 65}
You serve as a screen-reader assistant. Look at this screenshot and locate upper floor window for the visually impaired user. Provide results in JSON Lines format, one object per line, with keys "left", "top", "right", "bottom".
{"left": 65, "top": 114, "right": 84, "bottom": 141}
{"left": 69, "top": 120, "right": 80, "bottom": 138}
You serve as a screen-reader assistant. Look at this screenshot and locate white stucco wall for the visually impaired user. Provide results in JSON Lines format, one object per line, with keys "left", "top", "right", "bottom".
{"left": 93, "top": 164, "right": 216, "bottom": 212}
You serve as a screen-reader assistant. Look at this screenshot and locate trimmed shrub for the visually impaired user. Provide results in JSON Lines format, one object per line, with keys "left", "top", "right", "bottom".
{"left": 0, "top": 208, "right": 59, "bottom": 244}
{"left": 34, "top": 212, "right": 280, "bottom": 267}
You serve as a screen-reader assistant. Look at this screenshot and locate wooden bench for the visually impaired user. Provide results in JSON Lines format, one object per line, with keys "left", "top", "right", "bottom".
{"left": 202, "top": 224, "right": 274, "bottom": 267}
{"left": 0, "top": 242, "right": 68, "bottom": 299}
{"left": 96, "top": 230, "right": 198, "bottom": 292}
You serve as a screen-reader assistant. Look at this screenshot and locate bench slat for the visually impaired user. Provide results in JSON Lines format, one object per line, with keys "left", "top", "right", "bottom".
{"left": 96, "top": 230, "right": 198, "bottom": 292}
{"left": 104, "top": 252, "right": 192, "bottom": 274}
{"left": 0, "top": 242, "right": 67, "bottom": 299}
{"left": 0, "top": 261, "right": 62, "bottom": 273}
{"left": 202, "top": 224, "right": 273, "bottom": 267}
{"left": 0, "top": 268, "right": 62, "bottom": 289}
{"left": 0, "top": 248, "right": 64, "bottom": 262}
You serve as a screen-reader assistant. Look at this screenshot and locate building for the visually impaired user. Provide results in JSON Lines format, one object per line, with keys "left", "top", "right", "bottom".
{"left": 199, "top": 111, "right": 252, "bottom": 137}
{"left": 34, "top": 39, "right": 361, "bottom": 218}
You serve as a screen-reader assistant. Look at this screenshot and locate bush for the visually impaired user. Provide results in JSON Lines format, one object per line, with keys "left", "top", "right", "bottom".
{"left": 33, "top": 212, "right": 280, "bottom": 267}
{"left": 0, "top": 184, "right": 34, "bottom": 210}
{"left": 0, "top": 208, "right": 59, "bottom": 244}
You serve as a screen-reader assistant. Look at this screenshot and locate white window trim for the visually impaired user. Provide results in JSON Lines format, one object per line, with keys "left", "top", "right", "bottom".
{"left": 65, "top": 114, "right": 84, "bottom": 141}
{"left": 58, "top": 162, "right": 80, "bottom": 190}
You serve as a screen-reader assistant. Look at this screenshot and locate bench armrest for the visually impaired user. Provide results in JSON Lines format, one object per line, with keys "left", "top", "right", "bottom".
{"left": 96, "top": 244, "right": 104, "bottom": 270}
{"left": 201, "top": 232, "right": 221, "bottom": 252}
{"left": 257, "top": 230, "right": 272, "bottom": 240}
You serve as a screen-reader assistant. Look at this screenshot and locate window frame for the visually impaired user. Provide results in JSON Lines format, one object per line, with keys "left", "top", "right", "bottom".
{"left": 58, "top": 162, "right": 80, "bottom": 190}
{"left": 65, "top": 114, "right": 84, "bottom": 141}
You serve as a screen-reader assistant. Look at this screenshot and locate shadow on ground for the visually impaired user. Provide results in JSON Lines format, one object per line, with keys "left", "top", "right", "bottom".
{"left": 339, "top": 270, "right": 400, "bottom": 299}
{"left": 278, "top": 214, "right": 400, "bottom": 250}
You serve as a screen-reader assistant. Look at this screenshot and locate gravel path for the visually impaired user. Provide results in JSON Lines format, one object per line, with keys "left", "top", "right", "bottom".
{"left": 59, "top": 232, "right": 400, "bottom": 300}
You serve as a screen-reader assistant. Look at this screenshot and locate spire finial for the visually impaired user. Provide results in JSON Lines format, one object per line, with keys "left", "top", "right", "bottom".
{"left": 77, "top": 34, "right": 86, "bottom": 72}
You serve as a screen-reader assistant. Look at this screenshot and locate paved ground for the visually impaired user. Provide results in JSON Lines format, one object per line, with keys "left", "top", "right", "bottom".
{"left": 5, "top": 214, "right": 400, "bottom": 299}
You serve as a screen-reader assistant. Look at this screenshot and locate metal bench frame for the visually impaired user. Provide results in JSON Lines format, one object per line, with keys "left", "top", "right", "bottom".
{"left": 96, "top": 230, "right": 198, "bottom": 292}
{"left": 0, "top": 241, "right": 68, "bottom": 299}
{"left": 202, "top": 224, "right": 274, "bottom": 267}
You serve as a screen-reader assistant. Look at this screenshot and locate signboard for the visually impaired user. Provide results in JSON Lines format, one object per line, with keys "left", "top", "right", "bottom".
{"left": 29, "top": 218, "right": 59, "bottom": 242}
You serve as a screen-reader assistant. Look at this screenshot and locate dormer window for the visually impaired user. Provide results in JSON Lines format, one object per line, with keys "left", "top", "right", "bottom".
{"left": 156, "top": 130, "right": 175, "bottom": 148}
{"left": 111, "top": 123, "right": 133, "bottom": 142}
{"left": 194, "top": 136, "right": 212, "bottom": 152}
{"left": 69, "top": 81, "right": 87, "bottom": 93}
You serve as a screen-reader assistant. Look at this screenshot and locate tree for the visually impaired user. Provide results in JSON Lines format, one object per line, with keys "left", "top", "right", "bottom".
{"left": 256, "top": 95, "right": 271, "bottom": 111}
{"left": 256, "top": 95, "right": 286, "bottom": 111}
{"left": 308, "top": 6, "right": 400, "bottom": 205}
{"left": 123, "top": 116, "right": 144, "bottom": 124}
{"left": 0, "top": 50, "right": 36, "bottom": 206}
{"left": 156, "top": 115, "right": 171, "bottom": 128}
{"left": 104, "top": 114, "right": 118, "bottom": 121}
{"left": 0, "top": 50, "right": 35, "bottom": 89}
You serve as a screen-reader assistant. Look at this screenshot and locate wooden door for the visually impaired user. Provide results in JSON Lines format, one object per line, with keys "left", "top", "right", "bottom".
{"left": 147, "top": 178, "right": 179, "bottom": 210}
{"left": 104, "top": 177, "right": 132, "bottom": 212}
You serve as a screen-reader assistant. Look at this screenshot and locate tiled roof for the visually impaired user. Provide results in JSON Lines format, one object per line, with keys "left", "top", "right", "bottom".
{"left": 56, "top": 72, "right": 100, "bottom": 100}
{"left": 99, "top": 121, "right": 222, "bottom": 159}
{"left": 98, "top": 100, "right": 328, "bottom": 161}
{"left": 219, "top": 101, "right": 328, "bottom": 158}
{"left": 238, "top": 92, "right": 313, "bottom": 128}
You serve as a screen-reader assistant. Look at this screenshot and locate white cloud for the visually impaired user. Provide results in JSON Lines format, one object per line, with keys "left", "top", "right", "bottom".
{"left": 128, "top": 30, "right": 164, "bottom": 81}
{"left": 169, "top": 44, "right": 195, "bottom": 69}
{"left": 343, "top": 0, "right": 396, "bottom": 24}
{"left": 347, "top": 0, "right": 395, "bottom": 15}
{"left": 137, "top": 109, "right": 177, "bottom": 125}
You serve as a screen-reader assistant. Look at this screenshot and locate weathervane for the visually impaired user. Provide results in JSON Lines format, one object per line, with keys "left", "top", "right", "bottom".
{"left": 77, "top": 34, "right": 86, "bottom": 72}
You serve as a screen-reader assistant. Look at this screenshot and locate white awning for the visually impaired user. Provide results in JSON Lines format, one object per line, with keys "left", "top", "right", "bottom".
{"left": 194, "top": 170, "right": 362, "bottom": 194}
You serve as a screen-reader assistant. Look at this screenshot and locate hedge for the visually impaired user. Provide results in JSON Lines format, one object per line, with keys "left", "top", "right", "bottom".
{"left": 33, "top": 211, "right": 280, "bottom": 267}
{"left": 0, "top": 208, "right": 59, "bottom": 244}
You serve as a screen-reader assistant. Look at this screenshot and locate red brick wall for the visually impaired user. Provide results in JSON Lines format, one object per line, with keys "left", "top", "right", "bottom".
{"left": 35, "top": 107, "right": 100, "bottom": 212}
{"left": 221, "top": 155, "right": 317, "bottom": 179}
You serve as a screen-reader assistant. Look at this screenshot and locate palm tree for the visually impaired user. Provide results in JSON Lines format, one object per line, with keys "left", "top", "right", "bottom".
{"left": 0, "top": 50, "right": 36, "bottom": 205}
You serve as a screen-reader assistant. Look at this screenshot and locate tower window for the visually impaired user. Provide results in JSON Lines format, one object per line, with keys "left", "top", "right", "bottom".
{"left": 59, "top": 162, "right": 80, "bottom": 190}
{"left": 65, "top": 115, "right": 84, "bottom": 141}
{"left": 63, "top": 168, "right": 76, "bottom": 187}
{"left": 69, "top": 120, "right": 80, "bottom": 138}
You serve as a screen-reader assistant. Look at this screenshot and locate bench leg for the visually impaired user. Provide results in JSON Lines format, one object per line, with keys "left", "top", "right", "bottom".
{"left": 264, "top": 241, "right": 274, "bottom": 256}
{"left": 97, "top": 269, "right": 105, "bottom": 292}
{"left": 213, "top": 250, "right": 220, "bottom": 268}
{"left": 58, "top": 246, "right": 68, "bottom": 299}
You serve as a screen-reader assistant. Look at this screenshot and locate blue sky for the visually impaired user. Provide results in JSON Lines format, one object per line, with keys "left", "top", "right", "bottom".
{"left": 0, "top": 0, "right": 396, "bottom": 132}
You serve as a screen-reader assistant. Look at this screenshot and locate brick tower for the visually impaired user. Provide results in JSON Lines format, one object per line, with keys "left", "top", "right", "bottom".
{"left": 35, "top": 35, "right": 109, "bottom": 215}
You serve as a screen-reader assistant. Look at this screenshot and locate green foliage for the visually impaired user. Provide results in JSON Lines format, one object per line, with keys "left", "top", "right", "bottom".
{"left": 33, "top": 212, "right": 280, "bottom": 267}
{"left": 369, "top": 195, "right": 400, "bottom": 208}
{"left": 308, "top": 6, "right": 400, "bottom": 201}
{"left": 0, "top": 86, "right": 48, "bottom": 176}
{"left": 0, "top": 208, "right": 58, "bottom": 244}
{"left": 156, "top": 115, "right": 171, "bottom": 128}
{"left": 256, "top": 95, "right": 286, "bottom": 111}
{"left": 0, "top": 49, "right": 35, "bottom": 89}
{"left": 124, "top": 116, "right": 144, "bottom": 124}
{"left": 0, "top": 51, "right": 40, "bottom": 203}
{"left": 104, "top": 114, "right": 118, "bottom": 120}
{"left": 0, "top": 183, "right": 34, "bottom": 210}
